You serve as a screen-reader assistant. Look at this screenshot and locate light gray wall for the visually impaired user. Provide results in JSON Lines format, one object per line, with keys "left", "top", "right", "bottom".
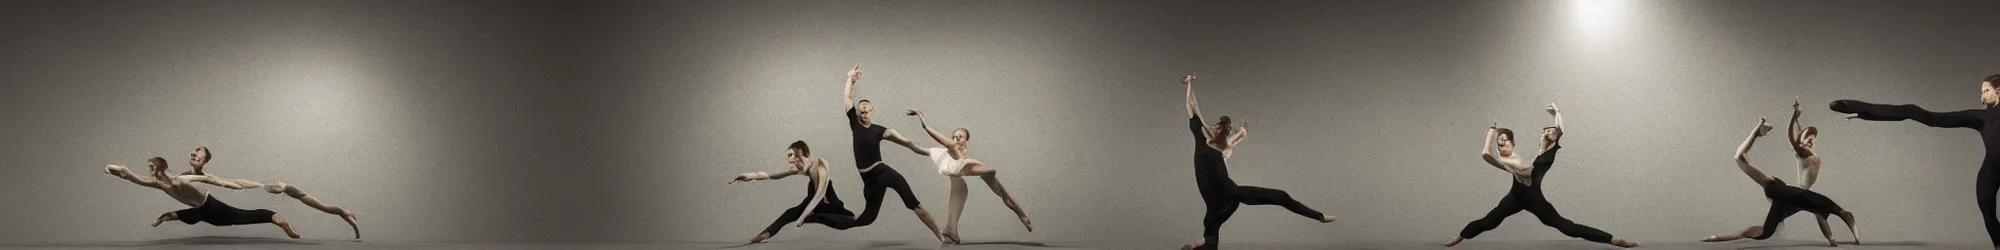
{"left": 4, "top": 0, "right": 1999, "bottom": 244}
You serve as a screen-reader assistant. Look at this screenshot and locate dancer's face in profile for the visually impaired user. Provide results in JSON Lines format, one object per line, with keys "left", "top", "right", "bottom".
{"left": 1982, "top": 81, "right": 1997, "bottom": 106}
{"left": 1206, "top": 122, "right": 1229, "bottom": 145}
{"left": 951, "top": 129, "right": 970, "bottom": 151}
{"left": 787, "top": 148, "right": 808, "bottom": 168}
{"left": 856, "top": 101, "right": 875, "bottom": 125}
{"left": 1800, "top": 128, "right": 1817, "bottom": 149}
{"left": 1496, "top": 134, "right": 1516, "bottom": 157}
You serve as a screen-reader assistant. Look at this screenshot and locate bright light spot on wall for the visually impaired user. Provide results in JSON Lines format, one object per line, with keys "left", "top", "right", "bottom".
{"left": 1571, "top": 0, "right": 1629, "bottom": 43}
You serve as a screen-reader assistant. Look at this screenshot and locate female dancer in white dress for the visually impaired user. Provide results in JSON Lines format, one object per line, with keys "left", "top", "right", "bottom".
{"left": 904, "top": 108, "right": 1031, "bottom": 244}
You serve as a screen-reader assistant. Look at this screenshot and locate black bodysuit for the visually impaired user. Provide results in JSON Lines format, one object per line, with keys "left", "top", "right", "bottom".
{"left": 759, "top": 171, "right": 859, "bottom": 236}
{"left": 1457, "top": 143, "right": 1618, "bottom": 244}
{"left": 1745, "top": 178, "right": 1848, "bottom": 240}
{"left": 1189, "top": 115, "right": 1326, "bottom": 250}
{"left": 1832, "top": 100, "right": 1999, "bottom": 247}
{"left": 847, "top": 108, "right": 923, "bottom": 227}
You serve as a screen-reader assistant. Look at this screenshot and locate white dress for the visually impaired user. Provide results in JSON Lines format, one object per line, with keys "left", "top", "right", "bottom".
{"left": 929, "top": 147, "right": 972, "bottom": 176}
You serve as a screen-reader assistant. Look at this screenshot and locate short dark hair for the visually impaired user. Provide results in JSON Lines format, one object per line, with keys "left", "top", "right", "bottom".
{"left": 1215, "top": 116, "right": 1233, "bottom": 128}
{"left": 147, "top": 157, "right": 168, "bottom": 171}
{"left": 857, "top": 99, "right": 872, "bottom": 106}
{"left": 1495, "top": 128, "right": 1515, "bottom": 141}
{"left": 1985, "top": 74, "right": 2000, "bottom": 85}
{"left": 1803, "top": 126, "right": 1819, "bottom": 137}
{"left": 788, "top": 140, "right": 810, "bottom": 157}
{"left": 197, "top": 146, "right": 212, "bottom": 161}
{"left": 955, "top": 128, "right": 971, "bottom": 141}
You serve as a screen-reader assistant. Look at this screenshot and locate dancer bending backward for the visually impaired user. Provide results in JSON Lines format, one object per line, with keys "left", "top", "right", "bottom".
{"left": 840, "top": 65, "right": 948, "bottom": 243}
{"left": 1447, "top": 104, "right": 1638, "bottom": 248}
{"left": 1179, "top": 74, "right": 1337, "bottom": 250}
{"left": 1830, "top": 74, "right": 2000, "bottom": 249}
{"left": 902, "top": 108, "right": 1032, "bottom": 244}
{"left": 729, "top": 141, "right": 861, "bottom": 244}
{"left": 1700, "top": 113, "right": 1858, "bottom": 246}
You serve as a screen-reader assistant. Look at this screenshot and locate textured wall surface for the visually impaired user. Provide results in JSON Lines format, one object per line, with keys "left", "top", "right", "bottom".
{"left": 3, "top": 0, "right": 1998, "bottom": 244}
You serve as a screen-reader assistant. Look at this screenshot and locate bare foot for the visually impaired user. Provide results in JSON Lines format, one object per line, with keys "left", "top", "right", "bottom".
{"left": 941, "top": 231, "right": 962, "bottom": 244}
{"left": 1754, "top": 120, "right": 1775, "bottom": 137}
{"left": 748, "top": 232, "right": 772, "bottom": 244}
{"left": 1610, "top": 238, "right": 1637, "bottom": 248}
{"left": 1320, "top": 215, "right": 1337, "bottom": 223}
{"left": 343, "top": 213, "right": 360, "bottom": 239}
{"left": 1702, "top": 234, "right": 1739, "bottom": 242}
{"left": 1444, "top": 236, "right": 1463, "bottom": 247}
{"left": 1181, "top": 238, "right": 1205, "bottom": 250}
{"left": 1019, "top": 215, "right": 1034, "bottom": 232}
{"left": 1841, "top": 211, "right": 1861, "bottom": 245}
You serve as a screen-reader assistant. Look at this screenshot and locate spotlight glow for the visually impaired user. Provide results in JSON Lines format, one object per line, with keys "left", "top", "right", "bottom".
{"left": 1571, "top": 0, "right": 1628, "bottom": 42}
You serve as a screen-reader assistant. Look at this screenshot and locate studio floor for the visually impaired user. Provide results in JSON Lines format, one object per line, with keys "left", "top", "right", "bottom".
{"left": 0, "top": 238, "right": 1980, "bottom": 250}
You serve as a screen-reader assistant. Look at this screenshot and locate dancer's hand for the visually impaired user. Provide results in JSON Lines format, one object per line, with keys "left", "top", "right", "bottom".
{"left": 846, "top": 64, "right": 862, "bottom": 82}
{"left": 1181, "top": 74, "right": 1196, "bottom": 85}
{"left": 1793, "top": 97, "right": 1803, "bottom": 112}
{"left": 728, "top": 173, "right": 755, "bottom": 184}
{"left": 104, "top": 164, "right": 122, "bottom": 175}
{"left": 906, "top": 109, "right": 921, "bottom": 116}
{"left": 1489, "top": 122, "right": 1497, "bottom": 130}
{"left": 1545, "top": 103, "right": 1559, "bottom": 114}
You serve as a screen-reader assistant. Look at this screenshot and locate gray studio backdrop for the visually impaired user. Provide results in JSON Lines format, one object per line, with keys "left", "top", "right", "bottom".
{"left": 3, "top": 0, "right": 1998, "bottom": 245}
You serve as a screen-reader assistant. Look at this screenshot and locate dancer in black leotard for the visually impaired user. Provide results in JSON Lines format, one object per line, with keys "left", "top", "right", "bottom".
{"left": 1446, "top": 104, "right": 1637, "bottom": 248}
{"left": 1179, "top": 74, "right": 1336, "bottom": 250}
{"left": 1830, "top": 74, "right": 2000, "bottom": 250}
{"left": 839, "top": 65, "right": 947, "bottom": 243}
{"left": 729, "top": 141, "right": 861, "bottom": 244}
{"left": 1700, "top": 116, "right": 1859, "bottom": 246}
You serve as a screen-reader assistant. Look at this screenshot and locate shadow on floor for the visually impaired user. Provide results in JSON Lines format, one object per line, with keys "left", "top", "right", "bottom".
{"left": 0, "top": 236, "right": 324, "bottom": 247}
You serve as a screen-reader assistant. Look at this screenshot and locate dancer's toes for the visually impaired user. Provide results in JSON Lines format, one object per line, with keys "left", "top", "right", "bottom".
{"left": 1182, "top": 238, "right": 1206, "bottom": 250}
{"left": 1611, "top": 238, "right": 1637, "bottom": 248}
{"left": 1320, "top": 215, "right": 1337, "bottom": 223}
{"left": 1019, "top": 215, "right": 1034, "bottom": 232}
{"left": 942, "top": 231, "right": 962, "bottom": 244}
{"left": 1444, "top": 236, "right": 1463, "bottom": 247}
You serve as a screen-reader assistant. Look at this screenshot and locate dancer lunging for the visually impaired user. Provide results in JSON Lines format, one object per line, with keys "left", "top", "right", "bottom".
{"left": 902, "top": 108, "right": 1032, "bottom": 244}
{"left": 103, "top": 157, "right": 301, "bottom": 238}
{"left": 1179, "top": 74, "right": 1337, "bottom": 250}
{"left": 840, "top": 65, "right": 948, "bottom": 243}
{"left": 1829, "top": 74, "right": 2000, "bottom": 249}
{"left": 178, "top": 146, "right": 362, "bottom": 239}
{"left": 1446, "top": 103, "right": 1637, "bottom": 248}
{"left": 729, "top": 141, "right": 861, "bottom": 244}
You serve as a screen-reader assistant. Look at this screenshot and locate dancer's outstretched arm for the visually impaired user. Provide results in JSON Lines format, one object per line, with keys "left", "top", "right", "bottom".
{"left": 1544, "top": 103, "right": 1565, "bottom": 148}
{"left": 797, "top": 159, "right": 832, "bottom": 227}
{"left": 104, "top": 165, "right": 167, "bottom": 189}
{"left": 883, "top": 129, "right": 930, "bottom": 156}
{"left": 181, "top": 175, "right": 263, "bottom": 190}
{"left": 730, "top": 164, "right": 804, "bottom": 184}
{"left": 842, "top": 65, "right": 860, "bottom": 110}
{"left": 1224, "top": 122, "right": 1247, "bottom": 159}
{"left": 1835, "top": 101, "right": 1985, "bottom": 129}
{"left": 1183, "top": 74, "right": 1200, "bottom": 118}
{"left": 1800, "top": 98, "right": 1816, "bottom": 151}
{"left": 908, "top": 109, "right": 953, "bottom": 156}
